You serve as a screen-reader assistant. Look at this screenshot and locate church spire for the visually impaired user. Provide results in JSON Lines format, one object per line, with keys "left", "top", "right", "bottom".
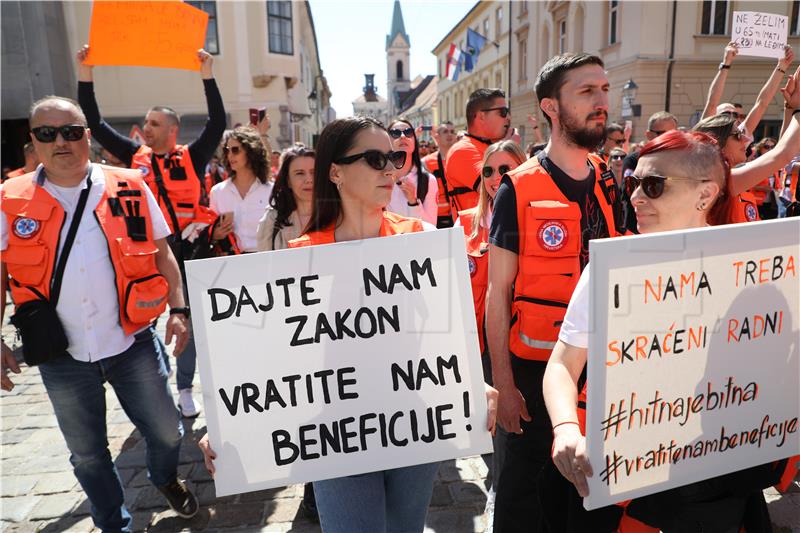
{"left": 386, "top": 0, "right": 410, "bottom": 49}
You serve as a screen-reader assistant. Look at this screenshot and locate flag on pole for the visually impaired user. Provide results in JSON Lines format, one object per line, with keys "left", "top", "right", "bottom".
{"left": 463, "top": 49, "right": 474, "bottom": 72}
{"left": 463, "top": 28, "right": 489, "bottom": 72}
{"left": 445, "top": 43, "right": 461, "bottom": 81}
{"left": 452, "top": 54, "right": 464, "bottom": 81}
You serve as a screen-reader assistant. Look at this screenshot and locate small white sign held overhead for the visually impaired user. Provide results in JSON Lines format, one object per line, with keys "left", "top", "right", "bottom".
{"left": 732, "top": 11, "right": 789, "bottom": 59}
{"left": 584, "top": 218, "right": 800, "bottom": 510}
{"left": 185, "top": 228, "right": 492, "bottom": 497}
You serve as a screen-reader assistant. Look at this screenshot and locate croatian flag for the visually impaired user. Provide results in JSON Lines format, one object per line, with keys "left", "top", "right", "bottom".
{"left": 445, "top": 43, "right": 461, "bottom": 81}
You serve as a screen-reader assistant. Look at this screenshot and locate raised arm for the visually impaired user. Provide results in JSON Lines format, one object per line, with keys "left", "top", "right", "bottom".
{"left": 780, "top": 65, "right": 800, "bottom": 138}
{"left": 742, "top": 46, "right": 795, "bottom": 134}
{"left": 76, "top": 45, "right": 140, "bottom": 166}
{"left": 188, "top": 50, "right": 227, "bottom": 175}
{"left": 702, "top": 43, "right": 738, "bottom": 120}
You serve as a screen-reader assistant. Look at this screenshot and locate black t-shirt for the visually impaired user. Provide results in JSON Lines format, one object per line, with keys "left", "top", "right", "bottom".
{"left": 489, "top": 152, "right": 610, "bottom": 271}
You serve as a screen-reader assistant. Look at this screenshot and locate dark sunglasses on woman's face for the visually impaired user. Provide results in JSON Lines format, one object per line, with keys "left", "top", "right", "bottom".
{"left": 334, "top": 150, "right": 407, "bottom": 171}
{"left": 223, "top": 145, "right": 242, "bottom": 155}
{"left": 31, "top": 125, "right": 86, "bottom": 143}
{"left": 628, "top": 174, "right": 710, "bottom": 200}
{"left": 610, "top": 154, "right": 626, "bottom": 161}
{"left": 388, "top": 128, "right": 414, "bottom": 139}
{"left": 482, "top": 164, "right": 511, "bottom": 178}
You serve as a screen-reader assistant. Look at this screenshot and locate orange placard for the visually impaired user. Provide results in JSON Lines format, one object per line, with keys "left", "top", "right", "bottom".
{"left": 86, "top": 1, "right": 209, "bottom": 71}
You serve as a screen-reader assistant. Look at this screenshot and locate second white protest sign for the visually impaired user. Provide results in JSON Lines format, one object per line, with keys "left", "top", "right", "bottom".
{"left": 186, "top": 228, "right": 492, "bottom": 497}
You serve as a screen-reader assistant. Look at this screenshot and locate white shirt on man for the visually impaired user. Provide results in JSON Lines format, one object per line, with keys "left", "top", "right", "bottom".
{"left": 0, "top": 164, "right": 171, "bottom": 362}
{"left": 209, "top": 178, "right": 273, "bottom": 252}
{"left": 557, "top": 266, "right": 591, "bottom": 349}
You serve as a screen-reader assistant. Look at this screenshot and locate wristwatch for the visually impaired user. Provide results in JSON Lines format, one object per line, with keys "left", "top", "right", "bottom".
{"left": 718, "top": 63, "right": 731, "bottom": 70}
{"left": 407, "top": 200, "right": 420, "bottom": 207}
{"left": 169, "top": 307, "right": 191, "bottom": 318}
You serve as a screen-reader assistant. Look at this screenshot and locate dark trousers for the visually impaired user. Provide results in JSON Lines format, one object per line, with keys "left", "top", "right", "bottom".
{"left": 493, "top": 357, "right": 552, "bottom": 533}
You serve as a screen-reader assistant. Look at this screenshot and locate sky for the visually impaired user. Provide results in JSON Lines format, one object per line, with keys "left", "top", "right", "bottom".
{"left": 309, "top": 0, "right": 476, "bottom": 116}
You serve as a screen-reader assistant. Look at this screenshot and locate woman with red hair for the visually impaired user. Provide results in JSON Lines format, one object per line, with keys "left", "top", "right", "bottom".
{"left": 541, "top": 131, "right": 784, "bottom": 531}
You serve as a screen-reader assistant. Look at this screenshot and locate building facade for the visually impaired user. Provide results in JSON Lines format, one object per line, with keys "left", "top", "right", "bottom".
{"left": 434, "top": 0, "right": 800, "bottom": 146}
{"left": 432, "top": 1, "right": 510, "bottom": 132}
{"left": 353, "top": 74, "right": 390, "bottom": 124}
{"left": 1, "top": 0, "right": 332, "bottom": 168}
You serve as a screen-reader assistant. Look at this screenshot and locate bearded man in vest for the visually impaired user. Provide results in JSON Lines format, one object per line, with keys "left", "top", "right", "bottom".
{"left": 0, "top": 97, "right": 199, "bottom": 531}
{"left": 444, "top": 88, "right": 513, "bottom": 220}
{"left": 76, "top": 44, "right": 227, "bottom": 417}
{"left": 486, "top": 53, "right": 622, "bottom": 533}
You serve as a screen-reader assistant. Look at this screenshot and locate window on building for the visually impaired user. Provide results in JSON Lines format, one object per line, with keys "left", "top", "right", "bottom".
{"left": 559, "top": 20, "right": 567, "bottom": 54}
{"left": 495, "top": 71, "right": 502, "bottom": 88}
{"left": 483, "top": 19, "right": 490, "bottom": 40}
{"left": 267, "top": 1, "right": 293, "bottom": 55}
{"left": 792, "top": 1, "right": 799, "bottom": 35}
{"left": 518, "top": 38, "right": 527, "bottom": 81}
{"left": 608, "top": 1, "right": 619, "bottom": 45}
{"left": 396, "top": 60, "right": 403, "bottom": 80}
{"left": 519, "top": 2, "right": 528, "bottom": 16}
{"left": 495, "top": 6, "right": 503, "bottom": 39}
{"left": 186, "top": 1, "right": 219, "bottom": 54}
{"left": 701, "top": 1, "right": 728, "bottom": 35}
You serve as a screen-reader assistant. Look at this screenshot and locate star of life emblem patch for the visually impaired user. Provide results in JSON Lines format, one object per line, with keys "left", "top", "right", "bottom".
{"left": 468, "top": 256, "right": 477, "bottom": 277}
{"left": 12, "top": 217, "right": 39, "bottom": 239}
{"left": 537, "top": 220, "right": 568, "bottom": 252}
{"left": 745, "top": 203, "right": 758, "bottom": 221}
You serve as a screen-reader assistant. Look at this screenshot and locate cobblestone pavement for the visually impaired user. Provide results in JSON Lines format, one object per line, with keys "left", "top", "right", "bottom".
{"left": 1, "top": 310, "right": 798, "bottom": 532}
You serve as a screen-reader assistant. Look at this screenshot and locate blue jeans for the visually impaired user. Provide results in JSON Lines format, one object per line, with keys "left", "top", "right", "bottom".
{"left": 155, "top": 320, "right": 196, "bottom": 391}
{"left": 313, "top": 462, "right": 439, "bottom": 533}
{"left": 39, "top": 327, "right": 184, "bottom": 533}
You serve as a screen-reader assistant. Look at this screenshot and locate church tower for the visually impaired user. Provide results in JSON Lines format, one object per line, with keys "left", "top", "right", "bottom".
{"left": 386, "top": 0, "right": 410, "bottom": 117}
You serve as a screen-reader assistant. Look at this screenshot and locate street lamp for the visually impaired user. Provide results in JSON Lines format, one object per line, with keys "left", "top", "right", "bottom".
{"left": 621, "top": 79, "right": 641, "bottom": 118}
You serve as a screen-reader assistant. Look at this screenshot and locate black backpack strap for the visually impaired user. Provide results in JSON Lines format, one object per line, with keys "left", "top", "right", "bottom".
{"left": 416, "top": 167, "right": 430, "bottom": 202}
{"left": 50, "top": 172, "right": 93, "bottom": 307}
{"left": 150, "top": 153, "right": 181, "bottom": 239}
{"left": 436, "top": 152, "right": 452, "bottom": 204}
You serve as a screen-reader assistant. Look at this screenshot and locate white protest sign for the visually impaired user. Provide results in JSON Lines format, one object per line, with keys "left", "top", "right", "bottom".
{"left": 185, "top": 228, "right": 492, "bottom": 497}
{"left": 584, "top": 218, "right": 799, "bottom": 510}
{"left": 732, "top": 11, "right": 789, "bottom": 59}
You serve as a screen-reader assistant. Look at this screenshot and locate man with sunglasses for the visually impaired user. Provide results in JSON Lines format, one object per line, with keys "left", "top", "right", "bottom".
{"left": 600, "top": 122, "right": 628, "bottom": 159}
{"left": 422, "top": 121, "right": 458, "bottom": 228}
{"left": 486, "top": 53, "right": 621, "bottom": 533}
{"left": 0, "top": 96, "right": 199, "bottom": 530}
{"left": 444, "top": 88, "right": 512, "bottom": 220}
{"left": 76, "top": 44, "right": 226, "bottom": 417}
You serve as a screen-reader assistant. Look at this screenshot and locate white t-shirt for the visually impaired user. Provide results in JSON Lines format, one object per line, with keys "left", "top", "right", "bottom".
{"left": 558, "top": 266, "right": 591, "bottom": 349}
{"left": 385, "top": 166, "right": 438, "bottom": 226}
{"left": 210, "top": 178, "right": 273, "bottom": 252}
{"left": 1, "top": 165, "right": 171, "bottom": 362}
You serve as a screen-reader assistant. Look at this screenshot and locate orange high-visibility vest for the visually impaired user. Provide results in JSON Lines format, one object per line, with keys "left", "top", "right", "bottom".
{"left": 423, "top": 151, "right": 453, "bottom": 221}
{"left": 1, "top": 167, "right": 168, "bottom": 335}
{"left": 444, "top": 135, "right": 490, "bottom": 220}
{"left": 288, "top": 211, "right": 424, "bottom": 248}
{"left": 131, "top": 144, "right": 201, "bottom": 234}
{"left": 507, "top": 155, "right": 618, "bottom": 361}
{"left": 728, "top": 191, "right": 761, "bottom": 223}
{"left": 458, "top": 207, "right": 489, "bottom": 354}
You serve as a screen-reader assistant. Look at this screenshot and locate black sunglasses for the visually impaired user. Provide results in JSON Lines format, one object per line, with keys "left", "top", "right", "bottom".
{"left": 31, "top": 125, "right": 86, "bottom": 143}
{"left": 628, "top": 174, "right": 710, "bottom": 200}
{"left": 610, "top": 154, "right": 626, "bottom": 161}
{"left": 648, "top": 129, "right": 668, "bottom": 137}
{"left": 609, "top": 138, "right": 625, "bottom": 145}
{"left": 223, "top": 145, "right": 242, "bottom": 155}
{"left": 334, "top": 150, "right": 407, "bottom": 170}
{"left": 388, "top": 128, "right": 414, "bottom": 139}
{"left": 482, "top": 164, "right": 511, "bottom": 178}
{"left": 482, "top": 106, "right": 510, "bottom": 118}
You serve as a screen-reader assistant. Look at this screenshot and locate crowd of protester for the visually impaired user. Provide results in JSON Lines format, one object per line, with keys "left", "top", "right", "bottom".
{"left": 1, "top": 39, "right": 799, "bottom": 533}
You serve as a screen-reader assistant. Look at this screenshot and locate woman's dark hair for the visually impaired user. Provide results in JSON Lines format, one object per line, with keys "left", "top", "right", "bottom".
{"left": 304, "top": 116, "right": 386, "bottom": 234}
{"left": 269, "top": 145, "right": 316, "bottom": 230}
{"left": 389, "top": 118, "right": 423, "bottom": 177}
{"left": 223, "top": 126, "right": 269, "bottom": 183}
{"left": 692, "top": 114, "right": 737, "bottom": 151}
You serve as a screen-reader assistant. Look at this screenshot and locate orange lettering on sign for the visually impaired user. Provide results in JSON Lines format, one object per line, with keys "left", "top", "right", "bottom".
{"left": 86, "top": 1, "right": 209, "bottom": 71}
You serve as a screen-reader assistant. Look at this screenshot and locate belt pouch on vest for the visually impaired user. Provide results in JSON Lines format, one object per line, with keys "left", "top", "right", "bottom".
{"left": 10, "top": 175, "right": 93, "bottom": 366}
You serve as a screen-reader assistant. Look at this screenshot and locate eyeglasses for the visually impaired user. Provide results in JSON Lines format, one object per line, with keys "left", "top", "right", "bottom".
{"left": 223, "top": 145, "right": 242, "bottom": 155}
{"left": 334, "top": 150, "right": 407, "bottom": 170}
{"left": 764, "top": 144, "right": 775, "bottom": 150}
{"left": 482, "top": 164, "right": 511, "bottom": 178}
{"left": 31, "top": 125, "right": 86, "bottom": 143}
{"left": 729, "top": 130, "right": 753, "bottom": 144}
{"left": 482, "top": 106, "right": 510, "bottom": 118}
{"left": 609, "top": 137, "right": 625, "bottom": 145}
{"left": 388, "top": 128, "right": 414, "bottom": 139}
{"left": 648, "top": 130, "right": 667, "bottom": 137}
{"left": 628, "top": 174, "right": 711, "bottom": 200}
{"left": 610, "top": 154, "right": 626, "bottom": 161}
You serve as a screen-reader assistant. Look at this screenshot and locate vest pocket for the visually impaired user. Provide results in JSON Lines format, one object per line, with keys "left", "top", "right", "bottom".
{"left": 115, "top": 238, "right": 159, "bottom": 278}
{"left": 124, "top": 274, "right": 168, "bottom": 324}
{"left": 521, "top": 205, "right": 581, "bottom": 258}
{"left": 3, "top": 245, "right": 48, "bottom": 286}
{"left": 510, "top": 298, "right": 568, "bottom": 359}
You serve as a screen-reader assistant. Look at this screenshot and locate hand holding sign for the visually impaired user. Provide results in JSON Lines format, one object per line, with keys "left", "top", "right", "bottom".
{"left": 732, "top": 11, "right": 789, "bottom": 59}
{"left": 778, "top": 45, "right": 795, "bottom": 72}
{"left": 722, "top": 42, "right": 739, "bottom": 66}
{"left": 86, "top": 1, "right": 209, "bottom": 71}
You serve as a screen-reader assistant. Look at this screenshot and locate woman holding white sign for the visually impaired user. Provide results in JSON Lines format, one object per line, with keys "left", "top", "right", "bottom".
{"left": 199, "top": 116, "right": 499, "bottom": 533}
{"left": 542, "top": 130, "right": 790, "bottom": 531}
